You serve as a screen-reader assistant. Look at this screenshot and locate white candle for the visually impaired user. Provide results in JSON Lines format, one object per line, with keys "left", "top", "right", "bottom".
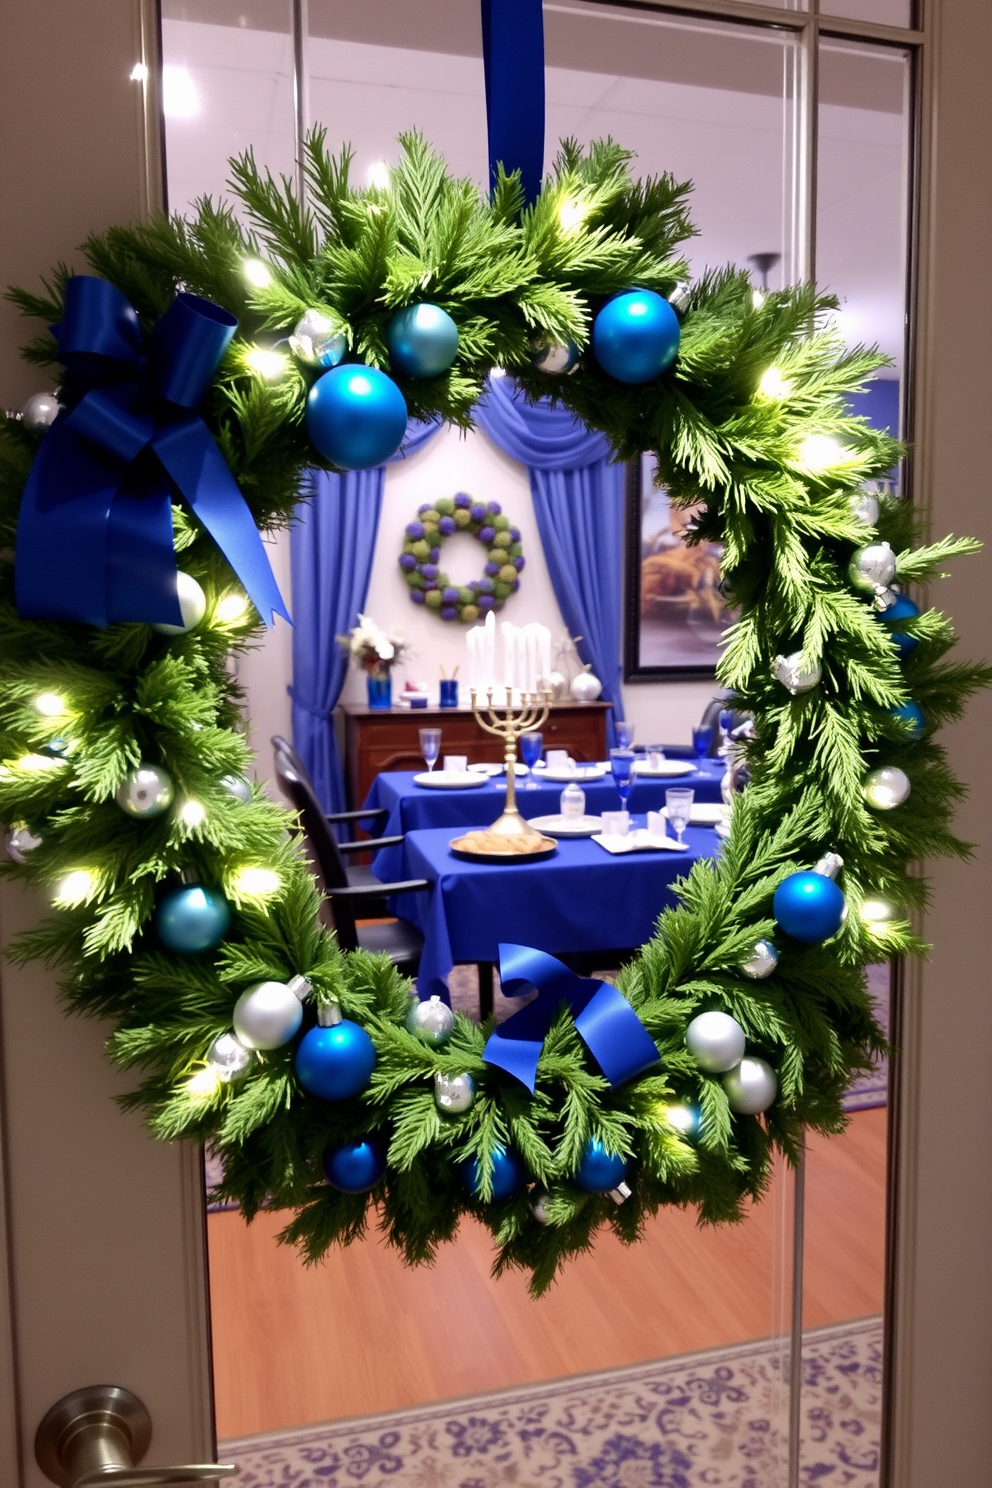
{"left": 538, "top": 626, "right": 551, "bottom": 690}
{"left": 502, "top": 622, "right": 516, "bottom": 690}
{"left": 485, "top": 610, "right": 496, "bottom": 688}
{"left": 525, "top": 625, "right": 538, "bottom": 694}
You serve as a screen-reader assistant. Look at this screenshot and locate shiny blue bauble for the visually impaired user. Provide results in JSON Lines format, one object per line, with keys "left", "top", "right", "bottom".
{"left": 295, "top": 1019, "right": 376, "bottom": 1100}
{"left": 459, "top": 1144, "right": 526, "bottom": 1202}
{"left": 573, "top": 1139, "right": 629, "bottom": 1194}
{"left": 890, "top": 700, "right": 925, "bottom": 739}
{"left": 387, "top": 303, "right": 459, "bottom": 379}
{"left": 306, "top": 365, "right": 408, "bottom": 470}
{"left": 592, "top": 290, "right": 680, "bottom": 384}
{"left": 773, "top": 872, "right": 846, "bottom": 944}
{"left": 155, "top": 885, "right": 230, "bottom": 954}
{"left": 878, "top": 595, "right": 920, "bottom": 656}
{"left": 322, "top": 1137, "right": 386, "bottom": 1194}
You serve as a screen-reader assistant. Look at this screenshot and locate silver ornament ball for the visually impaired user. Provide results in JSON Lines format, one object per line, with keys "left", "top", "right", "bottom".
{"left": 405, "top": 994, "right": 455, "bottom": 1047}
{"left": 220, "top": 774, "right": 253, "bottom": 803}
{"left": 5, "top": 824, "right": 42, "bottom": 863}
{"left": 21, "top": 391, "right": 60, "bottom": 432}
{"left": 115, "top": 763, "right": 175, "bottom": 818}
{"left": 773, "top": 652, "right": 821, "bottom": 695}
{"left": 850, "top": 489, "right": 880, "bottom": 526}
{"left": 723, "top": 1056, "right": 778, "bottom": 1115}
{"left": 849, "top": 541, "right": 897, "bottom": 593}
{"left": 289, "top": 309, "right": 347, "bottom": 369}
{"left": 863, "top": 765, "right": 911, "bottom": 810}
{"left": 434, "top": 1071, "right": 476, "bottom": 1114}
{"left": 686, "top": 1010, "right": 746, "bottom": 1074}
{"left": 569, "top": 666, "right": 603, "bottom": 702}
{"left": 233, "top": 976, "right": 308, "bottom": 1050}
{"left": 151, "top": 572, "right": 207, "bottom": 635}
{"left": 530, "top": 338, "right": 580, "bottom": 375}
{"left": 207, "top": 1031, "right": 253, "bottom": 1082}
{"left": 741, "top": 939, "right": 779, "bottom": 980}
{"left": 530, "top": 1190, "right": 551, "bottom": 1225}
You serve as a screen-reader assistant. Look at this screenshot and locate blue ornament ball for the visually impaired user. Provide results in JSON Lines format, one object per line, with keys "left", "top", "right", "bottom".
{"left": 592, "top": 290, "right": 680, "bottom": 384}
{"left": 387, "top": 303, "right": 459, "bottom": 379}
{"left": 460, "top": 1144, "right": 526, "bottom": 1201}
{"left": 306, "top": 365, "right": 408, "bottom": 470}
{"left": 879, "top": 594, "right": 920, "bottom": 655}
{"left": 156, "top": 885, "right": 230, "bottom": 954}
{"left": 573, "top": 1139, "right": 629, "bottom": 1194}
{"left": 890, "top": 700, "right": 925, "bottom": 738}
{"left": 773, "top": 871, "right": 846, "bottom": 944}
{"left": 322, "top": 1137, "right": 386, "bottom": 1194}
{"left": 295, "top": 1019, "right": 376, "bottom": 1100}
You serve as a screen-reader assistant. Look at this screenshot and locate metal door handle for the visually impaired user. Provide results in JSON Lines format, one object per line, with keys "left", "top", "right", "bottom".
{"left": 35, "top": 1385, "right": 238, "bottom": 1488}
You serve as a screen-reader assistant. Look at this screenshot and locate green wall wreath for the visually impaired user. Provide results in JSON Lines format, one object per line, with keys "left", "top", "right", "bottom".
{"left": 399, "top": 493, "right": 524, "bottom": 621}
{"left": 0, "top": 132, "right": 986, "bottom": 1294}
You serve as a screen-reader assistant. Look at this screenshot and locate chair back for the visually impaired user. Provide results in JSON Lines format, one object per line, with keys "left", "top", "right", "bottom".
{"left": 271, "top": 741, "right": 358, "bottom": 949}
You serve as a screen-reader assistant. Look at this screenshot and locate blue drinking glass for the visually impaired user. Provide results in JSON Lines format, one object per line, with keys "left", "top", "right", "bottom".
{"left": 692, "top": 723, "right": 714, "bottom": 761}
{"left": 519, "top": 731, "right": 543, "bottom": 788}
{"left": 610, "top": 748, "right": 636, "bottom": 809}
{"left": 718, "top": 707, "right": 735, "bottom": 741}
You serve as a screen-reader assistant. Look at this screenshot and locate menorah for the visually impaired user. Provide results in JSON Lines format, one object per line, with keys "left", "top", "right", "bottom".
{"left": 470, "top": 687, "right": 553, "bottom": 844}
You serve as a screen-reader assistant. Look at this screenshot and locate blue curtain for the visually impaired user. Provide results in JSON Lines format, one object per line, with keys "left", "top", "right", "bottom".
{"left": 474, "top": 377, "right": 626, "bottom": 745}
{"left": 290, "top": 420, "right": 442, "bottom": 812}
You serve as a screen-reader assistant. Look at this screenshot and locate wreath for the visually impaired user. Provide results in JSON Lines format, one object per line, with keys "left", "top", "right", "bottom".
{"left": 399, "top": 493, "right": 524, "bottom": 621}
{"left": 0, "top": 130, "right": 986, "bottom": 1295}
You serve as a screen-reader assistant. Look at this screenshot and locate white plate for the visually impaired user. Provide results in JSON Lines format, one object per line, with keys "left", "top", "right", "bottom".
{"left": 633, "top": 759, "right": 697, "bottom": 777}
{"left": 467, "top": 762, "right": 529, "bottom": 777}
{"left": 413, "top": 771, "right": 488, "bottom": 789}
{"left": 661, "top": 802, "right": 727, "bottom": 826}
{"left": 533, "top": 763, "right": 609, "bottom": 782}
{"left": 526, "top": 814, "right": 603, "bottom": 837}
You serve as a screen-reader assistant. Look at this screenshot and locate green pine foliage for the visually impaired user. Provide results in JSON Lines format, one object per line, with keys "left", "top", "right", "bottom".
{"left": 0, "top": 132, "right": 987, "bottom": 1294}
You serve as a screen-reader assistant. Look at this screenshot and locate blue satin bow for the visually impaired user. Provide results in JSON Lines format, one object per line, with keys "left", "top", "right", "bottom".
{"left": 483, "top": 944, "right": 660, "bottom": 1094}
{"left": 481, "top": 0, "right": 545, "bottom": 206}
{"left": 15, "top": 275, "right": 290, "bottom": 629}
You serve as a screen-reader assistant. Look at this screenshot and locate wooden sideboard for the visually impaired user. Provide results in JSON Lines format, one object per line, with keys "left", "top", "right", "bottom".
{"left": 341, "top": 701, "right": 612, "bottom": 809}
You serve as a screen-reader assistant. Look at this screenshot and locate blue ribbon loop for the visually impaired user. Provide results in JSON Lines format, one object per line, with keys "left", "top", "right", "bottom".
{"left": 480, "top": 0, "right": 546, "bottom": 206}
{"left": 483, "top": 943, "right": 660, "bottom": 1094}
{"left": 15, "top": 275, "right": 290, "bottom": 629}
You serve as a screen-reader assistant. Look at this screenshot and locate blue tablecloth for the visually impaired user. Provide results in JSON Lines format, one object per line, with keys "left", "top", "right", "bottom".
{"left": 389, "top": 818, "right": 719, "bottom": 1000}
{"left": 365, "top": 754, "right": 725, "bottom": 883}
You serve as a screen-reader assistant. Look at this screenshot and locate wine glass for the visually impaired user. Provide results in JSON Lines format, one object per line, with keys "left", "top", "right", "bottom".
{"left": 418, "top": 727, "right": 442, "bottom": 774}
{"left": 665, "top": 787, "right": 694, "bottom": 846}
{"left": 692, "top": 723, "right": 714, "bottom": 762}
{"left": 718, "top": 707, "right": 735, "bottom": 743}
{"left": 610, "top": 748, "right": 636, "bottom": 810}
{"left": 519, "top": 730, "right": 543, "bottom": 788}
{"left": 615, "top": 720, "right": 635, "bottom": 751}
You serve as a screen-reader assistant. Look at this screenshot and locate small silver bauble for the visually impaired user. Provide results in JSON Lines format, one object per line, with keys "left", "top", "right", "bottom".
{"left": 863, "top": 765, "right": 911, "bottom": 810}
{"left": 207, "top": 1031, "right": 253, "bottom": 1082}
{"left": 723, "top": 1056, "right": 778, "bottom": 1115}
{"left": 741, "top": 939, "right": 778, "bottom": 980}
{"left": 405, "top": 994, "right": 455, "bottom": 1047}
{"left": 686, "top": 1010, "right": 746, "bottom": 1074}
{"left": 570, "top": 665, "right": 603, "bottom": 702}
{"left": 151, "top": 572, "right": 207, "bottom": 635}
{"left": 233, "top": 975, "right": 310, "bottom": 1050}
{"left": 289, "top": 309, "right": 347, "bottom": 369}
{"left": 4, "top": 824, "right": 42, "bottom": 863}
{"left": 220, "top": 774, "right": 253, "bottom": 803}
{"left": 850, "top": 490, "right": 879, "bottom": 526}
{"left": 529, "top": 338, "right": 580, "bottom": 375}
{"left": 434, "top": 1071, "right": 476, "bottom": 1114}
{"left": 849, "top": 541, "right": 897, "bottom": 593}
{"left": 21, "top": 391, "right": 60, "bottom": 432}
{"left": 115, "top": 763, "right": 175, "bottom": 818}
{"left": 530, "top": 1190, "right": 551, "bottom": 1225}
{"left": 773, "top": 652, "right": 821, "bottom": 695}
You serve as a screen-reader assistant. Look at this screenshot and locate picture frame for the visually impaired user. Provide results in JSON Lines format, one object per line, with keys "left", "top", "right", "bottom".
{"left": 623, "top": 455, "right": 731, "bottom": 681}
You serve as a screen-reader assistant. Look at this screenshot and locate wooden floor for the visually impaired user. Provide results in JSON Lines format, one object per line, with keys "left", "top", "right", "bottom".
{"left": 207, "top": 1106, "right": 887, "bottom": 1440}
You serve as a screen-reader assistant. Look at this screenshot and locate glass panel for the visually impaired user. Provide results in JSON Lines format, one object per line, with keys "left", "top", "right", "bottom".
{"left": 821, "top": 0, "right": 914, "bottom": 29}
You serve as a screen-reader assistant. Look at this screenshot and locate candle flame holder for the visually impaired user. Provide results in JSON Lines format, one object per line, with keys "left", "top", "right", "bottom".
{"left": 470, "top": 688, "right": 552, "bottom": 846}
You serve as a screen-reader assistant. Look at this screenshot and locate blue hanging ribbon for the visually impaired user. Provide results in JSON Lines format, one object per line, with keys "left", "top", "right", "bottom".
{"left": 480, "top": 0, "right": 546, "bottom": 205}
{"left": 15, "top": 276, "right": 290, "bottom": 629}
{"left": 483, "top": 943, "right": 660, "bottom": 1094}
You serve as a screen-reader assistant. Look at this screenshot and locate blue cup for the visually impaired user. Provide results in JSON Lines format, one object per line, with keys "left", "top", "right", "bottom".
{"left": 692, "top": 724, "right": 714, "bottom": 760}
{"left": 439, "top": 679, "right": 459, "bottom": 707}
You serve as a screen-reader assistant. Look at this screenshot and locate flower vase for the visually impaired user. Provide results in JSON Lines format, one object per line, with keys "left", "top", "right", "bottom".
{"left": 366, "top": 673, "right": 392, "bottom": 709}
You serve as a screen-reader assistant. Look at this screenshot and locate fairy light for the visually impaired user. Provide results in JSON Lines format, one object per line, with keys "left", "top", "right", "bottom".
{"left": 242, "top": 258, "right": 272, "bottom": 290}
{"left": 367, "top": 161, "right": 391, "bottom": 189}
{"left": 751, "top": 288, "right": 765, "bottom": 310}
{"left": 35, "top": 691, "right": 68, "bottom": 717}
{"left": 231, "top": 866, "right": 281, "bottom": 898}
{"left": 757, "top": 367, "right": 791, "bottom": 400}
{"left": 798, "top": 433, "right": 847, "bottom": 472}
{"left": 14, "top": 752, "right": 63, "bottom": 773}
{"left": 55, "top": 869, "right": 96, "bottom": 906}
{"left": 179, "top": 799, "right": 207, "bottom": 828}
{"left": 558, "top": 197, "right": 588, "bottom": 233}
{"left": 186, "top": 1067, "right": 222, "bottom": 1099}
{"left": 663, "top": 1104, "right": 698, "bottom": 1136}
{"left": 861, "top": 897, "right": 896, "bottom": 925}
{"left": 244, "top": 346, "right": 287, "bottom": 380}
{"left": 216, "top": 591, "right": 249, "bottom": 624}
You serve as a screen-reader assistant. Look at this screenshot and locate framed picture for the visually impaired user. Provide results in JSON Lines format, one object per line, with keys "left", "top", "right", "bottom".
{"left": 623, "top": 455, "right": 731, "bottom": 681}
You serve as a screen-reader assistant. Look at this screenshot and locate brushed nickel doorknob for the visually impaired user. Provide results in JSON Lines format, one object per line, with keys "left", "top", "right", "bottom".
{"left": 35, "top": 1385, "right": 237, "bottom": 1488}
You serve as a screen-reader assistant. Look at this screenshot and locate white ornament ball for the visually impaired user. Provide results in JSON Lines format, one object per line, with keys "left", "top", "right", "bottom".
{"left": 723, "top": 1056, "right": 778, "bottom": 1115}
{"left": 405, "top": 994, "right": 455, "bottom": 1047}
{"left": 5, "top": 824, "right": 42, "bottom": 863}
{"left": 115, "top": 763, "right": 175, "bottom": 818}
{"left": 863, "top": 765, "right": 911, "bottom": 810}
{"left": 544, "top": 669, "right": 567, "bottom": 701}
{"left": 570, "top": 666, "right": 603, "bottom": 702}
{"left": 773, "top": 652, "right": 821, "bottom": 695}
{"left": 151, "top": 572, "right": 207, "bottom": 635}
{"left": 849, "top": 541, "right": 897, "bottom": 593}
{"left": 233, "top": 979, "right": 306, "bottom": 1050}
{"left": 21, "top": 391, "right": 60, "bottom": 432}
{"left": 221, "top": 774, "right": 253, "bottom": 803}
{"left": 434, "top": 1071, "right": 476, "bottom": 1114}
{"left": 530, "top": 1190, "right": 551, "bottom": 1225}
{"left": 686, "top": 1011, "right": 746, "bottom": 1074}
{"left": 850, "top": 489, "right": 879, "bottom": 526}
{"left": 741, "top": 939, "right": 778, "bottom": 980}
{"left": 208, "top": 1031, "right": 253, "bottom": 1082}
{"left": 289, "top": 309, "right": 347, "bottom": 369}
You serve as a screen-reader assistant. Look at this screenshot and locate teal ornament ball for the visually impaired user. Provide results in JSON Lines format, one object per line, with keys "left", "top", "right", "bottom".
{"left": 322, "top": 1137, "right": 386, "bottom": 1194}
{"left": 592, "top": 290, "right": 680, "bottom": 384}
{"left": 573, "top": 1139, "right": 628, "bottom": 1194}
{"left": 879, "top": 594, "right": 921, "bottom": 655}
{"left": 295, "top": 1019, "right": 376, "bottom": 1100}
{"left": 773, "top": 871, "right": 845, "bottom": 943}
{"left": 460, "top": 1144, "right": 526, "bottom": 1201}
{"left": 156, "top": 885, "right": 230, "bottom": 954}
{"left": 306, "top": 364, "right": 408, "bottom": 470}
{"left": 686, "top": 1011, "right": 746, "bottom": 1074}
{"left": 890, "top": 700, "right": 925, "bottom": 739}
{"left": 115, "top": 763, "right": 175, "bottom": 819}
{"left": 387, "top": 303, "right": 459, "bottom": 379}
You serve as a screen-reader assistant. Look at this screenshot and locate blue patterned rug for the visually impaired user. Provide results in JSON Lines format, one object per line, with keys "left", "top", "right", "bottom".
{"left": 221, "top": 1316, "right": 882, "bottom": 1488}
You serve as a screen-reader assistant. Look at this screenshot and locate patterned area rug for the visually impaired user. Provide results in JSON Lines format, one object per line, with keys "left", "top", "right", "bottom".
{"left": 221, "top": 1316, "right": 883, "bottom": 1488}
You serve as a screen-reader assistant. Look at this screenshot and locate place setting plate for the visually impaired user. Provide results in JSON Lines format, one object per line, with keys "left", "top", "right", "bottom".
{"left": 660, "top": 802, "right": 727, "bottom": 826}
{"left": 467, "top": 762, "right": 530, "bottom": 777}
{"left": 526, "top": 814, "right": 603, "bottom": 838}
{"left": 531, "top": 762, "right": 609, "bottom": 783}
{"left": 413, "top": 770, "right": 488, "bottom": 789}
{"left": 632, "top": 758, "right": 697, "bottom": 777}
